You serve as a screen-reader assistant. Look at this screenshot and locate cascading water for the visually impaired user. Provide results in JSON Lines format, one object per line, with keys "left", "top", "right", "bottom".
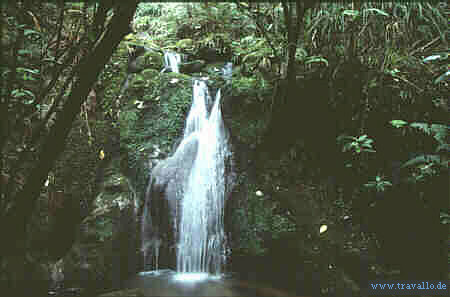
{"left": 222, "top": 62, "right": 232, "bottom": 84}
{"left": 183, "top": 80, "right": 209, "bottom": 137}
{"left": 177, "top": 83, "right": 229, "bottom": 274}
{"left": 163, "top": 52, "right": 181, "bottom": 73}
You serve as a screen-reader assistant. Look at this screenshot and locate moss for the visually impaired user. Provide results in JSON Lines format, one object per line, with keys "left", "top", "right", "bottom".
{"left": 176, "top": 38, "right": 194, "bottom": 51}
{"left": 137, "top": 50, "right": 164, "bottom": 70}
{"left": 232, "top": 77, "right": 259, "bottom": 96}
{"left": 141, "top": 68, "right": 159, "bottom": 78}
{"left": 120, "top": 69, "right": 194, "bottom": 181}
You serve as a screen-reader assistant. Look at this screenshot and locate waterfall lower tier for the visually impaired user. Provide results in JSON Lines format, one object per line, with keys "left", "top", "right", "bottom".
{"left": 177, "top": 86, "right": 229, "bottom": 274}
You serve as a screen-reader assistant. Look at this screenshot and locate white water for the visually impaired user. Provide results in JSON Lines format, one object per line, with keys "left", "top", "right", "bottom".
{"left": 142, "top": 77, "right": 230, "bottom": 275}
{"left": 223, "top": 62, "right": 232, "bottom": 84}
{"left": 142, "top": 237, "right": 161, "bottom": 271}
{"left": 184, "top": 80, "right": 209, "bottom": 138}
{"left": 164, "top": 52, "right": 181, "bottom": 73}
{"left": 176, "top": 82, "right": 229, "bottom": 274}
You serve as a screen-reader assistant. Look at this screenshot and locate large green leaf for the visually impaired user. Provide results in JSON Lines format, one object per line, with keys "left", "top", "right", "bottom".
{"left": 305, "top": 56, "right": 329, "bottom": 67}
{"left": 435, "top": 143, "right": 450, "bottom": 153}
{"left": 401, "top": 154, "right": 444, "bottom": 168}
{"left": 410, "top": 122, "right": 449, "bottom": 143}
{"left": 24, "top": 29, "right": 41, "bottom": 36}
{"left": 342, "top": 10, "right": 359, "bottom": 17}
{"left": 365, "top": 8, "right": 389, "bottom": 17}
{"left": 390, "top": 120, "right": 408, "bottom": 128}
{"left": 423, "top": 52, "right": 449, "bottom": 63}
{"left": 430, "top": 124, "right": 449, "bottom": 143}
{"left": 434, "top": 70, "right": 450, "bottom": 84}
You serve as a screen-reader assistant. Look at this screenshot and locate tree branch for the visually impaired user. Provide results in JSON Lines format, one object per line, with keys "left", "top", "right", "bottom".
{"left": 53, "top": 0, "right": 65, "bottom": 60}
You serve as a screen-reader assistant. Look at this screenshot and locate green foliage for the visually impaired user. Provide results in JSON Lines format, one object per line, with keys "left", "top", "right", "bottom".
{"left": 305, "top": 56, "right": 329, "bottom": 67}
{"left": 11, "top": 88, "right": 35, "bottom": 101}
{"left": 364, "top": 175, "right": 392, "bottom": 192}
{"left": 434, "top": 70, "right": 450, "bottom": 84}
{"left": 118, "top": 71, "right": 193, "bottom": 184}
{"left": 134, "top": 3, "right": 186, "bottom": 41}
{"left": 338, "top": 134, "right": 376, "bottom": 155}
{"left": 409, "top": 122, "right": 448, "bottom": 145}
{"left": 96, "top": 217, "right": 113, "bottom": 242}
{"left": 440, "top": 212, "right": 450, "bottom": 225}
{"left": 389, "top": 120, "right": 408, "bottom": 128}
{"left": 389, "top": 119, "right": 449, "bottom": 181}
{"left": 175, "top": 38, "right": 194, "bottom": 51}
{"left": 423, "top": 52, "right": 449, "bottom": 84}
{"left": 402, "top": 155, "right": 447, "bottom": 182}
{"left": 119, "top": 110, "right": 138, "bottom": 142}
{"left": 307, "top": 2, "right": 447, "bottom": 62}
{"left": 135, "top": 3, "right": 164, "bottom": 18}
{"left": 232, "top": 77, "right": 258, "bottom": 96}
{"left": 233, "top": 183, "right": 296, "bottom": 255}
{"left": 236, "top": 36, "right": 271, "bottom": 65}
{"left": 133, "top": 3, "right": 242, "bottom": 60}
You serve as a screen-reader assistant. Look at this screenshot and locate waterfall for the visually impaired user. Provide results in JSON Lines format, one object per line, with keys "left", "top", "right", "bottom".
{"left": 183, "top": 80, "right": 209, "bottom": 138}
{"left": 163, "top": 52, "right": 181, "bottom": 73}
{"left": 142, "top": 77, "right": 230, "bottom": 275}
{"left": 177, "top": 85, "right": 229, "bottom": 274}
{"left": 223, "top": 62, "right": 232, "bottom": 84}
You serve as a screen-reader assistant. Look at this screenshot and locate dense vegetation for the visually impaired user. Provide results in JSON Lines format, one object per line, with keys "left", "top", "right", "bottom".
{"left": 0, "top": 1, "right": 448, "bottom": 297}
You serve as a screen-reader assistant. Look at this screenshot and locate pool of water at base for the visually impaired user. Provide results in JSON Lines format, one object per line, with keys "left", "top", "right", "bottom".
{"left": 123, "top": 269, "right": 299, "bottom": 297}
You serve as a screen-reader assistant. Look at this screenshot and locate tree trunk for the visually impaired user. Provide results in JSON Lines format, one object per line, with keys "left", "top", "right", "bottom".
{"left": 259, "top": 0, "right": 315, "bottom": 157}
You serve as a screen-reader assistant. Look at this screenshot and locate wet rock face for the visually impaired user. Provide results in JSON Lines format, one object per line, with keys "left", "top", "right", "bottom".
{"left": 141, "top": 135, "right": 199, "bottom": 270}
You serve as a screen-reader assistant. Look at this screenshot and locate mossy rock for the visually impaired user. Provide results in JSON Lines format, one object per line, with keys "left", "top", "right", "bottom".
{"left": 116, "top": 43, "right": 130, "bottom": 58}
{"left": 164, "top": 72, "right": 192, "bottom": 82}
{"left": 133, "top": 51, "right": 163, "bottom": 73}
{"left": 129, "top": 74, "right": 149, "bottom": 90}
{"left": 144, "top": 50, "right": 164, "bottom": 69}
{"left": 124, "top": 33, "right": 162, "bottom": 49}
{"left": 179, "top": 60, "right": 206, "bottom": 74}
{"left": 141, "top": 68, "right": 160, "bottom": 78}
{"left": 176, "top": 38, "right": 194, "bottom": 51}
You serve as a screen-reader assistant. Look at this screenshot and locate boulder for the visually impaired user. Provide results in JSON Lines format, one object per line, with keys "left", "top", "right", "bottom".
{"left": 132, "top": 51, "right": 164, "bottom": 73}
{"left": 141, "top": 133, "right": 200, "bottom": 269}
